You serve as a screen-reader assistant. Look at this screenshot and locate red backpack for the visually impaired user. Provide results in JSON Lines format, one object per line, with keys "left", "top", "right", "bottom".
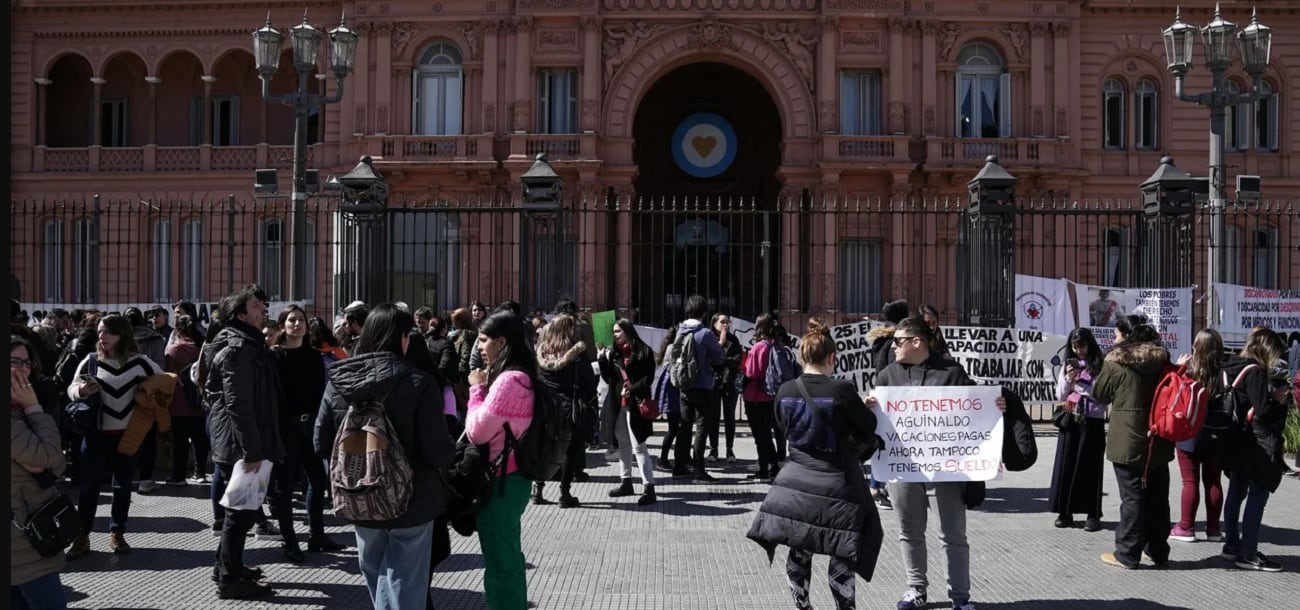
{"left": 1148, "top": 363, "right": 1210, "bottom": 443}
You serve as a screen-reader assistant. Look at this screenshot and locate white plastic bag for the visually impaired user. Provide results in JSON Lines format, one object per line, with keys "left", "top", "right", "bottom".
{"left": 219, "top": 460, "right": 273, "bottom": 511}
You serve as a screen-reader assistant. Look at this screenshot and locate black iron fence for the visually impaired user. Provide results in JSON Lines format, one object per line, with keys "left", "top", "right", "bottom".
{"left": 11, "top": 193, "right": 1299, "bottom": 330}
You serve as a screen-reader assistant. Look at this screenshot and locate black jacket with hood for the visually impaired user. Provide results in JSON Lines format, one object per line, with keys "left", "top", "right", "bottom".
{"left": 597, "top": 342, "right": 657, "bottom": 443}
{"left": 204, "top": 319, "right": 285, "bottom": 466}
{"left": 539, "top": 342, "right": 599, "bottom": 429}
{"left": 1218, "top": 356, "right": 1286, "bottom": 492}
{"left": 314, "top": 352, "right": 455, "bottom": 529}
{"left": 874, "top": 351, "right": 974, "bottom": 388}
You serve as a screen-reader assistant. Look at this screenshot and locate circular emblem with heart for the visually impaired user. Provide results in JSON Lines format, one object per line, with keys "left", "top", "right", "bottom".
{"left": 672, "top": 112, "right": 737, "bottom": 178}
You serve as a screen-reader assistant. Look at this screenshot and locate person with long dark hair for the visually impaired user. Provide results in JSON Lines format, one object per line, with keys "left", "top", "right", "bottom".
{"left": 466, "top": 311, "right": 536, "bottom": 609}
{"left": 314, "top": 303, "right": 454, "bottom": 608}
{"left": 1094, "top": 322, "right": 1172, "bottom": 570}
{"left": 598, "top": 318, "right": 659, "bottom": 505}
{"left": 1048, "top": 327, "right": 1108, "bottom": 532}
{"left": 1169, "top": 328, "right": 1227, "bottom": 544}
{"left": 741, "top": 313, "right": 782, "bottom": 481}
{"left": 708, "top": 313, "right": 743, "bottom": 462}
{"left": 272, "top": 305, "right": 345, "bottom": 557}
{"left": 655, "top": 326, "right": 682, "bottom": 472}
{"left": 308, "top": 316, "right": 348, "bottom": 363}
{"left": 164, "top": 315, "right": 210, "bottom": 486}
{"left": 65, "top": 314, "right": 161, "bottom": 559}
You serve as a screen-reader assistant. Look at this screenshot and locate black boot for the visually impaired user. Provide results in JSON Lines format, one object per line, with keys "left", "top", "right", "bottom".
{"left": 692, "top": 460, "right": 717, "bottom": 482}
{"left": 608, "top": 478, "right": 635, "bottom": 497}
{"left": 559, "top": 484, "right": 580, "bottom": 508}
{"left": 637, "top": 484, "right": 657, "bottom": 506}
{"left": 531, "top": 482, "right": 553, "bottom": 505}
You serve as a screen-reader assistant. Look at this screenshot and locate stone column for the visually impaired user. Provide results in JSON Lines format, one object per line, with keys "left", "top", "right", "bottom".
{"left": 90, "top": 77, "right": 106, "bottom": 146}
{"left": 375, "top": 23, "right": 393, "bottom": 134}
{"left": 200, "top": 75, "right": 216, "bottom": 145}
{"left": 817, "top": 16, "right": 838, "bottom": 134}
{"left": 145, "top": 76, "right": 160, "bottom": 145}
{"left": 1029, "top": 22, "right": 1049, "bottom": 137}
{"left": 1052, "top": 23, "right": 1070, "bottom": 139}
{"left": 580, "top": 16, "right": 601, "bottom": 132}
{"left": 482, "top": 19, "right": 500, "bottom": 134}
{"left": 920, "top": 22, "right": 938, "bottom": 136}
{"left": 513, "top": 16, "right": 533, "bottom": 132}
{"left": 886, "top": 18, "right": 906, "bottom": 134}
{"left": 34, "top": 78, "right": 51, "bottom": 146}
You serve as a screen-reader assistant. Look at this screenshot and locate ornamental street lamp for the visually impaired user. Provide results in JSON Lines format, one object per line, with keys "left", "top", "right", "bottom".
{"left": 252, "top": 11, "right": 359, "bottom": 302}
{"left": 1162, "top": 4, "right": 1272, "bottom": 326}
{"left": 965, "top": 155, "right": 1017, "bottom": 328}
{"left": 332, "top": 156, "right": 390, "bottom": 307}
{"left": 1140, "top": 156, "right": 1197, "bottom": 288}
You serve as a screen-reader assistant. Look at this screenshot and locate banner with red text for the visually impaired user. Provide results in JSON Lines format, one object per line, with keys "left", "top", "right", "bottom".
{"left": 871, "top": 385, "right": 1004, "bottom": 483}
{"left": 1214, "top": 283, "right": 1300, "bottom": 336}
{"left": 1073, "top": 283, "right": 1193, "bottom": 361}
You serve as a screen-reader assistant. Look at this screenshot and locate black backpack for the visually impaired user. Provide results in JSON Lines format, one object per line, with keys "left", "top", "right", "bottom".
{"left": 1203, "top": 364, "right": 1259, "bottom": 442}
{"left": 1000, "top": 388, "right": 1038, "bottom": 472}
{"left": 503, "top": 379, "right": 569, "bottom": 482}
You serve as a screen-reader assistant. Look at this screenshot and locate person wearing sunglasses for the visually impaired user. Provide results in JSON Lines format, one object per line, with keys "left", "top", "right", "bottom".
{"left": 865, "top": 316, "right": 1004, "bottom": 610}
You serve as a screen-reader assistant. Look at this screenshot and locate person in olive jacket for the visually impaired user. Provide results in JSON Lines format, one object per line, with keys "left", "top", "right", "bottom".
{"left": 1091, "top": 320, "right": 1172, "bottom": 570}
{"left": 748, "top": 318, "right": 882, "bottom": 610}
{"left": 314, "top": 303, "right": 455, "bottom": 610}
{"left": 205, "top": 285, "right": 285, "bottom": 600}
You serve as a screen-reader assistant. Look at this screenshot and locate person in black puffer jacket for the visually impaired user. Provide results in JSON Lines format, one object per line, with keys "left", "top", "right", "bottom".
{"left": 535, "top": 314, "right": 599, "bottom": 508}
{"left": 313, "top": 303, "right": 454, "bottom": 610}
{"left": 1217, "top": 327, "right": 1288, "bottom": 573}
{"left": 708, "top": 313, "right": 744, "bottom": 462}
{"left": 748, "top": 318, "right": 883, "bottom": 610}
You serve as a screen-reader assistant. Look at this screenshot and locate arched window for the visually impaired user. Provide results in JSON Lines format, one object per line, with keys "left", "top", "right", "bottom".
{"left": 414, "top": 41, "right": 463, "bottom": 135}
{"left": 956, "top": 43, "right": 1010, "bottom": 138}
{"left": 73, "top": 218, "right": 98, "bottom": 303}
{"left": 1254, "top": 80, "right": 1279, "bottom": 151}
{"left": 42, "top": 220, "right": 64, "bottom": 302}
{"left": 259, "top": 218, "right": 284, "bottom": 300}
{"left": 1102, "top": 78, "right": 1126, "bottom": 150}
{"left": 1135, "top": 78, "right": 1159, "bottom": 150}
{"left": 182, "top": 220, "right": 203, "bottom": 299}
{"left": 1227, "top": 80, "right": 1250, "bottom": 151}
{"left": 153, "top": 219, "right": 173, "bottom": 301}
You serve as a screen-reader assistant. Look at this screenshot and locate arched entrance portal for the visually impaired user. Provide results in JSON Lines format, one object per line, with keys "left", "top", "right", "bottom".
{"left": 630, "top": 62, "right": 783, "bottom": 324}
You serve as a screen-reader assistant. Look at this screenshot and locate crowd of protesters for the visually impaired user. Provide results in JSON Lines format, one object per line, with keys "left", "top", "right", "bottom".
{"left": 9, "top": 291, "right": 1299, "bottom": 610}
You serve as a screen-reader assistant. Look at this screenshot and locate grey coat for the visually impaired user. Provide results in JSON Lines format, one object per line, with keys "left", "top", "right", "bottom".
{"left": 10, "top": 407, "right": 67, "bottom": 586}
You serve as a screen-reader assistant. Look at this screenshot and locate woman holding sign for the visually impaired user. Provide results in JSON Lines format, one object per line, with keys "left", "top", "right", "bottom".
{"left": 747, "top": 318, "right": 883, "bottom": 610}
{"left": 1048, "top": 328, "right": 1108, "bottom": 532}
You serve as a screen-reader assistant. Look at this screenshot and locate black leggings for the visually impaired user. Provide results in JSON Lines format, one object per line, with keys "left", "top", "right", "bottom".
{"left": 170, "top": 415, "right": 210, "bottom": 481}
{"left": 659, "top": 411, "right": 682, "bottom": 462}
{"left": 560, "top": 420, "right": 588, "bottom": 490}
{"left": 787, "top": 547, "right": 856, "bottom": 610}
{"left": 745, "top": 399, "right": 778, "bottom": 474}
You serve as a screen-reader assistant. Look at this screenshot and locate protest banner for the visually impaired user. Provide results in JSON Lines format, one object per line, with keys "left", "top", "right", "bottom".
{"left": 731, "top": 317, "right": 757, "bottom": 348}
{"left": 1074, "top": 283, "right": 1193, "bottom": 359}
{"left": 832, "top": 322, "right": 1067, "bottom": 408}
{"left": 635, "top": 325, "right": 670, "bottom": 355}
{"left": 1214, "top": 283, "right": 1300, "bottom": 335}
{"left": 1014, "top": 274, "right": 1075, "bottom": 335}
{"left": 872, "top": 385, "right": 1004, "bottom": 483}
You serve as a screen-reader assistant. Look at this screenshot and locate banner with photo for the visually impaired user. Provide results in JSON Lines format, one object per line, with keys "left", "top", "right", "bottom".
{"left": 1074, "top": 283, "right": 1194, "bottom": 359}
{"left": 872, "top": 385, "right": 1004, "bottom": 483}
{"left": 1014, "top": 274, "right": 1075, "bottom": 335}
{"left": 1214, "top": 283, "right": 1300, "bottom": 336}
{"left": 831, "top": 321, "right": 1068, "bottom": 407}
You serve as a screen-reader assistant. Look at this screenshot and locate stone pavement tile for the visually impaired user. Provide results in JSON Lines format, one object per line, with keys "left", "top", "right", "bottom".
{"left": 61, "top": 426, "right": 1300, "bottom": 609}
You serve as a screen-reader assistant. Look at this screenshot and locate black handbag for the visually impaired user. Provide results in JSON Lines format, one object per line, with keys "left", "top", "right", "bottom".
{"left": 1051, "top": 403, "right": 1077, "bottom": 430}
{"left": 13, "top": 492, "right": 82, "bottom": 558}
{"left": 63, "top": 354, "right": 101, "bottom": 435}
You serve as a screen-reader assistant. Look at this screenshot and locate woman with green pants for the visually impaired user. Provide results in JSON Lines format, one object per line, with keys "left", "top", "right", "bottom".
{"left": 466, "top": 311, "right": 537, "bottom": 609}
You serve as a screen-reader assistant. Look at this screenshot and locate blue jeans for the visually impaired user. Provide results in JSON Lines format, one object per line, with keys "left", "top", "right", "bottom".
{"left": 1223, "top": 471, "right": 1271, "bottom": 556}
{"left": 77, "top": 433, "right": 138, "bottom": 533}
{"left": 10, "top": 571, "right": 67, "bottom": 610}
{"left": 355, "top": 521, "right": 435, "bottom": 610}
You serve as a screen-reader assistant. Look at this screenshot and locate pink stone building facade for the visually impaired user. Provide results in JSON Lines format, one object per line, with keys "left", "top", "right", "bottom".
{"left": 10, "top": 0, "right": 1299, "bottom": 320}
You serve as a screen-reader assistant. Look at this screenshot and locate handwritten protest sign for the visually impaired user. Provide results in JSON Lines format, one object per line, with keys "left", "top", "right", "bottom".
{"left": 831, "top": 322, "right": 1067, "bottom": 407}
{"left": 1074, "top": 283, "right": 1193, "bottom": 360}
{"left": 871, "top": 385, "right": 1004, "bottom": 483}
{"left": 1214, "top": 283, "right": 1300, "bottom": 335}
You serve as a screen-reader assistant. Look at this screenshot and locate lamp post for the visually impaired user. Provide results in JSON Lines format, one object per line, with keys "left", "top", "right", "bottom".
{"left": 1161, "top": 4, "right": 1272, "bottom": 326}
{"left": 252, "top": 11, "right": 359, "bottom": 302}
{"left": 1140, "top": 156, "right": 1197, "bottom": 288}
{"left": 965, "top": 155, "right": 1017, "bottom": 328}
{"left": 332, "top": 156, "right": 390, "bottom": 307}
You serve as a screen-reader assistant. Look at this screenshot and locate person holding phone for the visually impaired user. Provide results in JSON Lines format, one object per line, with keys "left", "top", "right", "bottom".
{"left": 1049, "top": 328, "right": 1108, "bottom": 532}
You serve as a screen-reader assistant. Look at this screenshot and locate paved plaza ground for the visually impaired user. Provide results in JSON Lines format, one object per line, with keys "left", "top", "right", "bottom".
{"left": 60, "top": 424, "right": 1299, "bottom": 610}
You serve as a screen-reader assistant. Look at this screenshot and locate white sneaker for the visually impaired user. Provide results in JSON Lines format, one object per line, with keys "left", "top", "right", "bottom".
{"left": 137, "top": 480, "right": 161, "bottom": 494}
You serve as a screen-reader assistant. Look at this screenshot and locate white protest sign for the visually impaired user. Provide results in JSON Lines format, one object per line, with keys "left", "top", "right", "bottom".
{"left": 731, "top": 318, "right": 757, "bottom": 348}
{"left": 831, "top": 320, "right": 881, "bottom": 393}
{"left": 1015, "top": 274, "right": 1076, "bottom": 335}
{"left": 872, "top": 385, "right": 1004, "bottom": 483}
{"left": 635, "top": 325, "right": 670, "bottom": 355}
{"left": 1214, "top": 283, "right": 1300, "bottom": 335}
{"left": 1074, "top": 283, "right": 1193, "bottom": 360}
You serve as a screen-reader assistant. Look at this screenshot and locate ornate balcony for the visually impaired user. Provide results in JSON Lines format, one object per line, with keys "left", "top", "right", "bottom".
{"left": 925, "top": 137, "right": 1060, "bottom": 167}
{"left": 361, "top": 134, "right": 496, "bottom": 168}
{"left": 821, "top": 135, "right": 912, "bottom": 165}
{"left": 29, "top": 143, "right": 323, "bottom": 173}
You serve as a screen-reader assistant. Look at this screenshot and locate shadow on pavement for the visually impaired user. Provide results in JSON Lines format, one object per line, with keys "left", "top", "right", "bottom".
{"left": 434, "top": 553, "right": 537, "bottom": 573}
{"left": 429, "top": 586, "right": 487, "bottom": 609}
{"left": 977, "top": 486, "right": 1049, "bottom": 514}
{"left": 89, "top": 515, "right": 210, "bottom": 534}
{"left": 1260, "top": 524, "right": 1300, "bottom": 547}
{"left": 983, "top": 599, "right": 1194, "bottom": 610}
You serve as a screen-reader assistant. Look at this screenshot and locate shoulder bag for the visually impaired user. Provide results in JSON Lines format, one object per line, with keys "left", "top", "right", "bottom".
{"left": 13, "top": 491, "right": 82, "bottom": 558}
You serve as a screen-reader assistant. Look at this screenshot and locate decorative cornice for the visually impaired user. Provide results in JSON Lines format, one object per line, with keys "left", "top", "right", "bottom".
{"left": 818, "top": 15, "right": 839, "bottom": 31}
{"left": 90, "top": 77, "right": 107, "bottom": 85}
{"left": 144, "top": 76, "right": 162, "bottom": 84}
{"left": 34, "top": 78, "right": 52, "bottom": 86}
{"left": 580, "top": 16, "right": 603, "bottom": 32}
{"left": 1051, "top": 22, "right": 1070, "bottom": 38}
{"left": 34, "top": 27, "right": 248, "bottom": 39}
{"left": 517, "top": 0, "right": 596, "bottom": 9}
{"left": 824, "top": 0, "right": 903, "bottom": 9}
{"left": 600, "top": 0, "right": 818, "bottom": 8}
{"left": 200, "top": 75, "right": 217, "bottom": 83}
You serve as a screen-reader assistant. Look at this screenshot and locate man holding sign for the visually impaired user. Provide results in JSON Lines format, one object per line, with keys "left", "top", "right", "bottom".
{"left": 865, "top": 317, "right": 1004, "bottom": 610}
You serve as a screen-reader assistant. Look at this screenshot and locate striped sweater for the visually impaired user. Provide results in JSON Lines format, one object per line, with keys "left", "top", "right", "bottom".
{"left": 67, "top": 353, "right": 161, "bottom": 433}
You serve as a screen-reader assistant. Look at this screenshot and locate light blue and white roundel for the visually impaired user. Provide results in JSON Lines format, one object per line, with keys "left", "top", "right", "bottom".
{"left": 672, "top": 112, "right": 737, "bottom": 179}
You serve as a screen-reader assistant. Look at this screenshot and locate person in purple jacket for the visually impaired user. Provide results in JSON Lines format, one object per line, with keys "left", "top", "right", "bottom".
{"left": 671, "top": 295, "right": 725, "bottom": 481}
